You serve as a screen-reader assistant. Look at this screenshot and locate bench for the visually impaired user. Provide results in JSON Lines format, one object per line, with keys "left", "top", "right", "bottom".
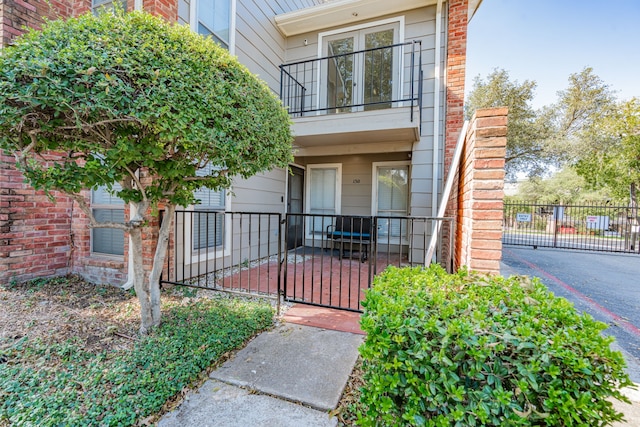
{"left": 326, "top": 216, "right": 374, "bottom": 262}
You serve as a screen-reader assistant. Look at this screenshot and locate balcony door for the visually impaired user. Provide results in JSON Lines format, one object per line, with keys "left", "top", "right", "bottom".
{"left": 322, "top": 23, "right": 399, "bottom": 113}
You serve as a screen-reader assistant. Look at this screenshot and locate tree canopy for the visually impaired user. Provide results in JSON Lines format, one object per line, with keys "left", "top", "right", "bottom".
{"left": 551, "top": 67, "right": 617, "bottom": 163}
{"left": 467, "top": 66, "right": 638, "bottom": 209}
{"left": 0, "top": 11, "right": 293, "bottom": 333}
{"left": 465, "top": 68, "right": 553, "bottom": 178}
{"left": 574, "top": 98, "right": 640, "bottom": 204}
{"left": 0, "top": 11, "right": 292, "bottom": 208}
{"left": 512, "top": 167, "right": 615, "bottom": 204}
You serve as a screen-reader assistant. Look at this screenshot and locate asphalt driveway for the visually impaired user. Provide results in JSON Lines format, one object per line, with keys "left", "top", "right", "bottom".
{"left": 501, "top": 246, "right": 640, "bottom": 382}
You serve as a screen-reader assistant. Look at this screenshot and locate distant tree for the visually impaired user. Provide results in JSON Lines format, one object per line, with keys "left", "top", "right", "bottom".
{"left": 514, "top": 167, "right": 614, "bottom": 204}
{"left": 551, "top": 67, "right": 617, "bottom": 161}
{"left": 0, "top": 11, "right": 293, "bottom": 334}
{"left": 551, "top": 68, "right": 638, "bottom": 210}
{"left": 574, "top": 98, "right": 640, "bottom": 209}
{"left": 466, "top": 69, "right": 554, "bottom": 178}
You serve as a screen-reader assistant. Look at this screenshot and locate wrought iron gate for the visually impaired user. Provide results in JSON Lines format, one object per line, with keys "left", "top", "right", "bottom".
{"left": 503, "top": 201, "right": 640, "bottom": 254}
{"left": 161, "top": 211, "right": 454, "bottom": 312}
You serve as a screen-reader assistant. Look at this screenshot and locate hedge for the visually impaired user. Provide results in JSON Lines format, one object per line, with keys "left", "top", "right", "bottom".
{"left": 358, "top": 266, "right": 633, "bottom": 426}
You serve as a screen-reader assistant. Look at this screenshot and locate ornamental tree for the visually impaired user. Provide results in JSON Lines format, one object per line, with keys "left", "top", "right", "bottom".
{"left": 0, "top": 11, "right": 293, "bottom": 334}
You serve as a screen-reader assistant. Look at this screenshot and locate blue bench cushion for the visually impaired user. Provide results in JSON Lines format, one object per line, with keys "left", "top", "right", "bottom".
{"left": 330, "top": 231, "right": 371, "bottom": 239}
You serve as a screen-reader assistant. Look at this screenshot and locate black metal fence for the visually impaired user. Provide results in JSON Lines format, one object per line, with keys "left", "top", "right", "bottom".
{"left": 279, "top": 40, "right": 422, "bottom": 119}
{"left": 283, "top": 214, "right": 454, "bottom": 312}
{"left": 161, "top": 211, "right": 454, "bottom": 312}
{"left": 162, "top": 211, "right": 283, "bottom": 299}
{"left": 503, "top": 201, "right": 640, "bottom": 254}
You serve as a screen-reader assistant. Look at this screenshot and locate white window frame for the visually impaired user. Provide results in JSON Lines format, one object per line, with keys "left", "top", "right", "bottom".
{"left": 305, "top": 163, "right": 342, "bottom": 240}
{"left": 91, "top": 0, "right": 127, "bottom": 14}
{"left": 91, "top": 186, "right": 125, "bottom": 257}
{"left": 371, "top": 161, "right": 410, "bottom": 244}
{"left": 187, "top": 0, "right": 236, "bottom": 54}
{"left": 316, "top": 16, "right": 405, "bottom": 112}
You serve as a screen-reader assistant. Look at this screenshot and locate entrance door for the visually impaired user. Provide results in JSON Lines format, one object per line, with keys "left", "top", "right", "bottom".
{"left": 373, "top": 162, "right": 409, "bottom": 243}
{"left": 323, "top": 23, "right": 399, "bottom": 113}
{"left": 287, "top": 166, "right": 304, "bottom": 250}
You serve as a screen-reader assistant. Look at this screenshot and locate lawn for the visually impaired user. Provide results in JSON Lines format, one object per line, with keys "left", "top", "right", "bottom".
{"left": 0, "top": 276, "right": 274, "bottom": 426}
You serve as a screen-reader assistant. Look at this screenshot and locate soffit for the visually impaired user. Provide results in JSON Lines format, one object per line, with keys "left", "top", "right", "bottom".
{"left": 275, "top": 0, "right": 484, "bottom": 37}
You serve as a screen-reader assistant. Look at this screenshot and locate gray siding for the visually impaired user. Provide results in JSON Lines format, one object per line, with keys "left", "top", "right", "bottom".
{"left": 296, "top": 153, "right": 408, "bottom": 216}
{"left": 235, "top": 0, "right": 323, "bottom": 92}
{"left": 231, "top": 168, "right": 287, "bottom": 213}
{"left": 405, "top": 6, "right": 443, "bottom": 218}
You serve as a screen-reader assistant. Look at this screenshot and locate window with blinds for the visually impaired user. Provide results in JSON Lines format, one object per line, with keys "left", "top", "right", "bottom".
{"left": 91, "top": 184, "right": 125, "bottom": 256}
{"left": 307, "top": 165, "right": 341, "bottom": 236}
{"left": 192, "top": 165, "right": 226, "bottom": 250}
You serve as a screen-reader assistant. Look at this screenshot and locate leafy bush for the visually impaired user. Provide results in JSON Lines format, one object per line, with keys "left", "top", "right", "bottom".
{"left": 0, "top": 295, "right": 273, "bottom": 426}
{"left": 358, "top": 266, "right": 633, "bottom": 426}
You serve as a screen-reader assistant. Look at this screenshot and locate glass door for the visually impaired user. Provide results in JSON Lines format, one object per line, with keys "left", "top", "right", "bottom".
{"left": 322, "top": 23, "right": 399, "bottom": 113}
{"left": 325, "top": 31, "right": 357, "bottom": 113}
{"left": 374, "top": 163, "right": 409, "bottom": 243}
{"left": 363, "top": 27, "right": 395, "bottom": 111}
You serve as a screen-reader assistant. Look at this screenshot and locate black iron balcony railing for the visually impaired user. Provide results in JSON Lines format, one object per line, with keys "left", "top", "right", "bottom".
{"left": 280, "top": 40, "right": 423, "bottom": 121}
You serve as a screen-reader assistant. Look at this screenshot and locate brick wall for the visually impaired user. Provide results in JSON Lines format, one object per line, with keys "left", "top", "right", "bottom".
{"left": 0, "top": 153, "right": 74, "bottom": 283}
{"left": 143, "top": 0, "right": 177, "bottom": 22}
{"left": 455, "top": 108, "right": 508, "bottom": 274}
{"left": 444, "top": 0, "right": 468, "bottom": 175}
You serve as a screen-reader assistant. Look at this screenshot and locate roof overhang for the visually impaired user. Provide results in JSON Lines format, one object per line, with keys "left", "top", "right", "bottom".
{"left": 275, "top": 0, "right": 483, "bottom": 37}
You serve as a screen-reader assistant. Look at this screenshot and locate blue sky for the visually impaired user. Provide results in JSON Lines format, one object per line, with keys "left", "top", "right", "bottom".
{"left": 465, "top": 0, "right": 640, "bottom": 109}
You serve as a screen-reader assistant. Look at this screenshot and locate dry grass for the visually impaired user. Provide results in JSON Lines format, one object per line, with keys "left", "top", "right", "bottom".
{"left": 0, "top": 275, "right": 140, "bottom": 359}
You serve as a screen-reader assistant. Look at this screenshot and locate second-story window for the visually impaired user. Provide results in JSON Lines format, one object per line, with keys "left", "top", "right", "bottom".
{"left": 179, "top": 0, "right": 231, "bottom": 49}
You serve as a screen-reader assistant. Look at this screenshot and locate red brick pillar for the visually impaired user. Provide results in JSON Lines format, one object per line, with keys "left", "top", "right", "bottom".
{"left": 444, "top": 0, "right": 468, "bottom": 176}
{"left": 436, "top": 0, "right": 468, "bottom": 272}
{"left": 455, "top": 108, "right": 507, "bottom": 274}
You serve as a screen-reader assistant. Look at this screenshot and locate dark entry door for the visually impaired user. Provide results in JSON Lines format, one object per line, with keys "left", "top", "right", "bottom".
{"left": 287, "top": 166, "right": 304, "bottom": 250}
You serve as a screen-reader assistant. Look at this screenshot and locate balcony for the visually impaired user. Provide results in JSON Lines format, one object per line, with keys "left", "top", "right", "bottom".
{"left": 280, "top": 41, "right": 423, "bottom": 153}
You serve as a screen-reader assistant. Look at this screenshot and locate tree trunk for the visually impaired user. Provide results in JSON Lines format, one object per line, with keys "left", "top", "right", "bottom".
{"left": 129, "top": 226, "right": 154, "bottom": 334}
{"left": 148, "top": 204, "right": 176, "bottom": 327}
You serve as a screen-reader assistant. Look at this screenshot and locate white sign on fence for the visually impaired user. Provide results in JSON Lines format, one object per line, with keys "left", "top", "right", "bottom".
{"left": 586, "top": 215, "right": 609, "bottom": 230}
{"left": 516, "top": 213, "right": 532, "bottom": 222}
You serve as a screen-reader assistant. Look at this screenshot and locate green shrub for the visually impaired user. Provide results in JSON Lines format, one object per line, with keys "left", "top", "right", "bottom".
{"left": 358, "top": 266, "right": 633, "bottom": 426}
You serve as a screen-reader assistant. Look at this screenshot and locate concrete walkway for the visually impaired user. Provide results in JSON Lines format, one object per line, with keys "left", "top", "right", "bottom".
{"left": 159, "top": 322, "right": 363, "bottom": 427}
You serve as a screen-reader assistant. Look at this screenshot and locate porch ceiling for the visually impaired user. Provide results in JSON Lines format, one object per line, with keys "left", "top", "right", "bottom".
{"left": 275, "top": 0, "right": 483, "bottom": 37}
{"left": 291, "top": 106, "right": 419, "bottom": 156}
